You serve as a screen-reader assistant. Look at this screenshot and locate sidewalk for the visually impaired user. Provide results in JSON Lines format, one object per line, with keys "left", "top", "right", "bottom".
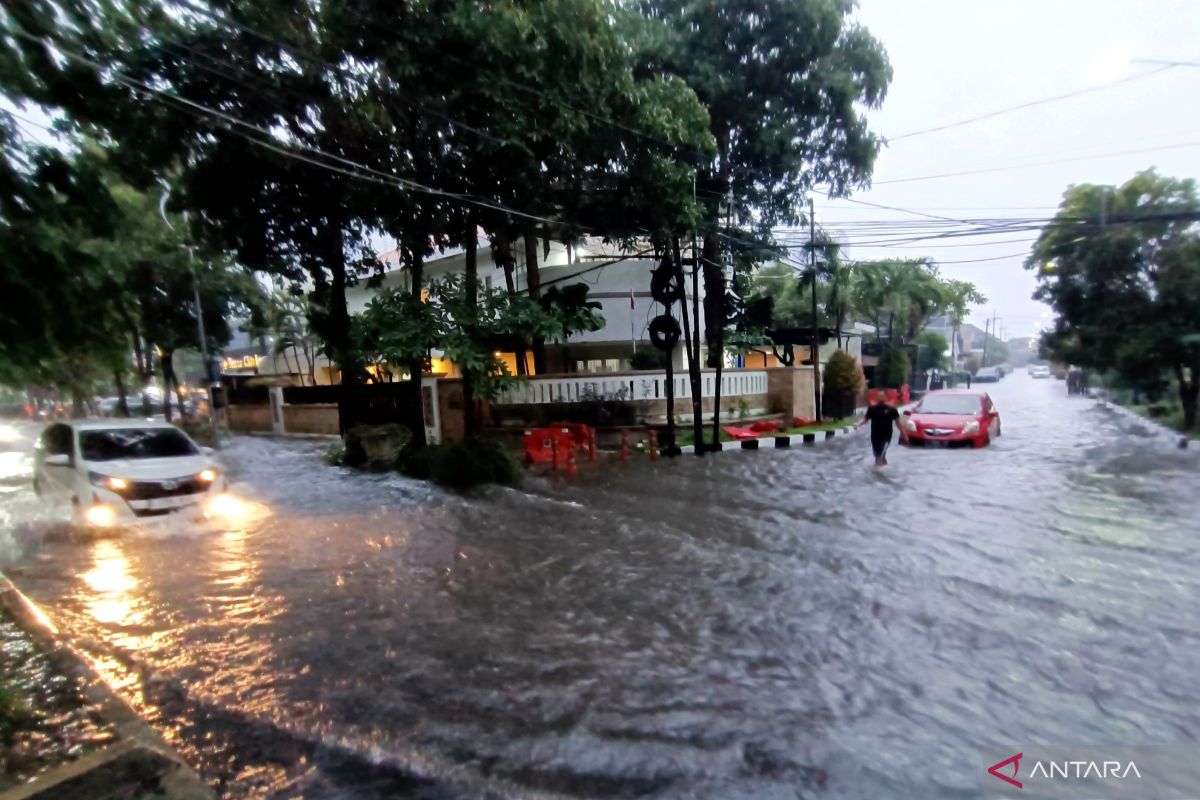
{"left": 0, "top": 575, "right": 213, "bottom": 800}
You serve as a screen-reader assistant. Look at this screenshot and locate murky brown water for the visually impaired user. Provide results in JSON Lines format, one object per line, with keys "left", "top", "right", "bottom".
{"left": 1, "top": 376, "right": 1198, "bottom": 798}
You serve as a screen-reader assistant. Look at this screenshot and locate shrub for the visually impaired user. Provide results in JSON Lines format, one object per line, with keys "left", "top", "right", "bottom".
{"left": 876, "top": 346, "right": 910, "bottom": 389}
{"left": 323, "top": 440, "right": 346, "bottom": 466}
{"left": 823, "top": 349, "right": 865, "bottom": 419}
{"left": 824, "top": 349, "right": 865, "bottom": 395}
{"left": 397, "top": 438, "right": 520, "bottom": 489}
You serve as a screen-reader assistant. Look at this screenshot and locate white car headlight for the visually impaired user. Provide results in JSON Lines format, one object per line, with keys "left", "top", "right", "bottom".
{"left": 88, "top": 471, "right": 129, "bottom": 491}
{"left": 198, "top": 467, "right": 219, "bottom": 483}
{"left": 901, "top": 417, "right": 917, "bottom": 431}
{"left": 961, "top": 421, "right": 980, "bottom": 434}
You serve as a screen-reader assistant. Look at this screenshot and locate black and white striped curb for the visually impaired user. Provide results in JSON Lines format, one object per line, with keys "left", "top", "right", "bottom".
{"left": 678, "top": 424, "right": 858, "bottom": 455}
{"left": 1095, "top": 395, "right": 1190, "bottom": 448}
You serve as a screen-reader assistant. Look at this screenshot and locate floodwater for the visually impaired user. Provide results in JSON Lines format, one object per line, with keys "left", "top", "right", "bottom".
{"left": 1, "top": 375, "right": 1198, "bottom": 799}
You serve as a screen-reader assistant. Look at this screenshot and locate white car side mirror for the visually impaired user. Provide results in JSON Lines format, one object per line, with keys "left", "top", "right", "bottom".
{"left": 200, "top": 446, "right": 215, "bottom": 456}
{"left": 44, "top": 454, "right": 71, "bottom": 467}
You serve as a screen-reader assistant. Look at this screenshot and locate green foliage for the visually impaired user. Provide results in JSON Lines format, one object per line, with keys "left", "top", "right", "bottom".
{"left": 824, "top": 350, "right": 865, "bottom": 395}
{"left": 352, "top": 278, "right": 604, "bottom": 400}
{"left": 877, "top": 346, "right": 910, "bottom": 389}
{"left": 630, "top": 347, "right": 668, "bottom": 370}
{"left": 852, "top": 259, "right": 948, "bottom": 343}
{"left": 1028, "top": 169, "right": 1200, "bottom": 428}
{"left": 397, "top": 439, "right": 520, "bottom": 490}
{"left": 916, "top": 331, "right": 949, "bottom": 372}
{"left": 323, "top": 440, "right": 346, "bottom": 467}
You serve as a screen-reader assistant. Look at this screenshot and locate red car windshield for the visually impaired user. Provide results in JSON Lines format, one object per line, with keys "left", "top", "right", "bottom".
{"left": 917, "top": 395, "right": 983, "bottom": 415}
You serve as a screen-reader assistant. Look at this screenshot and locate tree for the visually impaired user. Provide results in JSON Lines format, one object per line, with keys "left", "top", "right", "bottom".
{"left": 637, "top": 0, "right": 890, "bottom": 445}
{"left": 942, "top": 279, "right": 986, "bottom": 368}
{"left": 916, "top": 330, "right": 948, "bottom": 373}
{"left": 850, "top": 259, "right": 948, "bottom": 344}
{"left": 1028, "top": 170, "right": 1200, "bottom": 429}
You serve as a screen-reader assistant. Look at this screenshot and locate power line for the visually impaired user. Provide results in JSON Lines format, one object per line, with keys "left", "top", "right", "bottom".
{"left": 873, "top": 140, "right": 1200, "bottom": 185}
{"left": 886, "top": 64, "right": 1183, "bottom": 142}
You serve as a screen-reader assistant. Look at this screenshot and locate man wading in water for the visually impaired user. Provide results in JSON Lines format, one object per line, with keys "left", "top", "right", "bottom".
{"left": 857, "top": 395, "right": 906, "bottom": 466}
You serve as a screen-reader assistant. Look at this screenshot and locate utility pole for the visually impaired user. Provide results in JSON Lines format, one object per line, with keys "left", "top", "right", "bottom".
{"left": 159, "top": 183, "right": 220, "bottom": 449}
{"left": 809, "top": 197, "right": 821, "bottom": 421}
{"left": 982, "top": 317, "right": 991, "bottom": 366}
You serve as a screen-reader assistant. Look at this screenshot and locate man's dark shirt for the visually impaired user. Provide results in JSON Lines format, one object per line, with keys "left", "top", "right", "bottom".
{"left": 864, "top": 403, "right": 900, "bottom": 441}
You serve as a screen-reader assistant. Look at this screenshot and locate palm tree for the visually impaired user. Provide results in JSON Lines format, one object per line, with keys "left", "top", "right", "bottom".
{"left": 943, "top": 279, "right": 987, "bottom": 369}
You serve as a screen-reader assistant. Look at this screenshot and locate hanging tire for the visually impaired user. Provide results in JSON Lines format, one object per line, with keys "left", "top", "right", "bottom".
{"left": 648, "top": 314, "right": 681, "bottom": 352}
{"left": 650, "top": 264, "right": 684, "bottom": 304}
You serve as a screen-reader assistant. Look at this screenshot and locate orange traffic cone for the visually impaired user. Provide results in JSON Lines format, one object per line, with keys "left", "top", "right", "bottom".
{"left": 648, "top": 429, "right": 659, "bottom": 461}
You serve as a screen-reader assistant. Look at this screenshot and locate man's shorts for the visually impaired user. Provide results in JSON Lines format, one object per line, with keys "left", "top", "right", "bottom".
{"left": 871, "top": 437, "right": 890, "bottom": 459}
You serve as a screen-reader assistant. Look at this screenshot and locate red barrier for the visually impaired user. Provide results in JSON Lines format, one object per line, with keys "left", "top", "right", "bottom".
{"left": 868, "top": 388, "right": 879, "bottom": 405}
{"left": 648, "top": 430, "right": 659, "bottom": 461}
{"left": 522, "top": 427, "right": 576, "bottom": 467}
{"left": 618, "top": 429, "right": 630, "bottom": 462}
{"left": 750, "top": 420, "right": 783, "bottom": 433}
{"left": 901, "top": 384, "right": 910, "bottom": 405}
{"left": 549, "top": 421, "right": 593, "bottom": 448}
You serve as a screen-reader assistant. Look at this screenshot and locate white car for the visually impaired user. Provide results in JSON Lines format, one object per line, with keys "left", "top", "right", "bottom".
{"left": 32, "top": 419, "right": 228, "bottom": 527}
{"left": 1030, "top": 365, "right": 1051, "bottom": 379}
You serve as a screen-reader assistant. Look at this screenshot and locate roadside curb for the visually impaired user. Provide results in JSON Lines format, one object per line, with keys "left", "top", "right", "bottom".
{"left": 0, "top": 573, "right": 214, "bottom": 800}
{"left": 677, "top": 425, "right": 859, "bottom": 455}
{"left": 1096, "top": 395, "right": 1190, "bottom": 448}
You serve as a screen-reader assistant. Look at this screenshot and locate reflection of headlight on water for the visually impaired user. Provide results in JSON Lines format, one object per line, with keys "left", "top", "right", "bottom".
{"left": 84, "top": 503, "right": 117, "bottom": 528}
{"left": 205, "top": 492, "right": 265, "bottom": 523}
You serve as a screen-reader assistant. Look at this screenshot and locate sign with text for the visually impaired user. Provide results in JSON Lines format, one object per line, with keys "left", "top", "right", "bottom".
{"left": 982, "top": 745, "right": 1200, "bottom": 799}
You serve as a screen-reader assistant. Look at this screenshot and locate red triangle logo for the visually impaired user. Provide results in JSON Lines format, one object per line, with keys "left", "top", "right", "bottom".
{"left": 987, "top": 752, "right": 1023, "bottom": 789}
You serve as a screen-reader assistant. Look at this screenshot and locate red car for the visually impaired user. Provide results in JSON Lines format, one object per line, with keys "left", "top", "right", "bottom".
{"left": 900, "top": 389, "right": 1001, "bottom": 448}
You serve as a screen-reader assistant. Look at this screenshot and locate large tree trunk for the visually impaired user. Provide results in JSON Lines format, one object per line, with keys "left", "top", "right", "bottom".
{"left": 161, "top": 350, "right": 174, "bottom": 423}
{"left": 524, "top": 232, "right": 546, "bottom": 374}
{"left": 163, "top": 350, "right": 188, "bottom": 419}
{"left": 1177, "top": 361, "right": 1198, "bottom": 430}
{"left": 463, "top": 217, "right": 480, "bottom": 437}
{"left": 324, "top": 221, "right": 359, "bottom": 434}
{"left": 703, "top": 232, "right": 725, "bottom": 450}
{"left": 672, "top": 238, "right": 704, "bottom": 455}
{"left": 114, "top": 370, "right": 129, "bottom": 417}
{"left": 121, "top": 310, "right": 152, "bottom": 415}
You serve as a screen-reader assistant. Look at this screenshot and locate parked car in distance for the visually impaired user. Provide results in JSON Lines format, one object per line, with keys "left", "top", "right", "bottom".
{"left": 899, "top": 390, "right": 1000, "bottom": 448}
{"left": 973, "top": 366, "right": 1002, "bottom": 383}
{"left": 1030, "top": 365, "right": 1051, "bottom": 379}
{"left": 32, "top": 419, "right": 227, "bottom": 527}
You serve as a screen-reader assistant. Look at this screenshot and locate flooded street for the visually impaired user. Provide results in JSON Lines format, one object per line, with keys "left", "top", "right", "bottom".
{"left": 1, "top": 375, "right": 1198, "bottom": 799}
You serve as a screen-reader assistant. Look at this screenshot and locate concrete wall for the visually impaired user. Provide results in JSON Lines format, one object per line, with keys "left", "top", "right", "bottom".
{"left": 283, "top": 404, "right": 339, "bottom": 435}
{"left": 766, "top": 366, "right": 819, "bottom": 422}
{"left": 227, "top": 404, "right": 271, "bottom": 433}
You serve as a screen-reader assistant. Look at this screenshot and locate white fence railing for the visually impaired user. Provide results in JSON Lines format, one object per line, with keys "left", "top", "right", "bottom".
{"left": 494, "top": 370, "right": 769, "bottom": 405}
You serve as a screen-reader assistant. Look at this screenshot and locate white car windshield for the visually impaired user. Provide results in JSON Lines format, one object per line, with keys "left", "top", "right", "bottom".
{"left": 917, "top": 395, "right": 983, "bottom": 415}
{"left": 80, "top": 429, "right": 198, "bottom": 461}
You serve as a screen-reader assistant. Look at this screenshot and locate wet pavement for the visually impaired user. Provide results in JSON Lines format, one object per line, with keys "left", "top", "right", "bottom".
{"left": 0, "top": 375, "right": 1198, "bottom": 799}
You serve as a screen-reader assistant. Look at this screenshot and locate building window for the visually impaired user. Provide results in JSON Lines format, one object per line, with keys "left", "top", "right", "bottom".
{"left": 576, "top": 359, "right": 621, "bottom": 374}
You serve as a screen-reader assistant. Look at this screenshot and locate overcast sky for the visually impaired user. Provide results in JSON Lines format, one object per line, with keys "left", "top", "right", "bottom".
{"left": 813, "top": 0, "right": 1200, "bottom": 341}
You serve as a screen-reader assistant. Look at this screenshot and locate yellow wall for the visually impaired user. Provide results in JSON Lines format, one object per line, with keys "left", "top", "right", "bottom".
{"left": 492, "top": 351, "right": 535, "bottom": 376}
